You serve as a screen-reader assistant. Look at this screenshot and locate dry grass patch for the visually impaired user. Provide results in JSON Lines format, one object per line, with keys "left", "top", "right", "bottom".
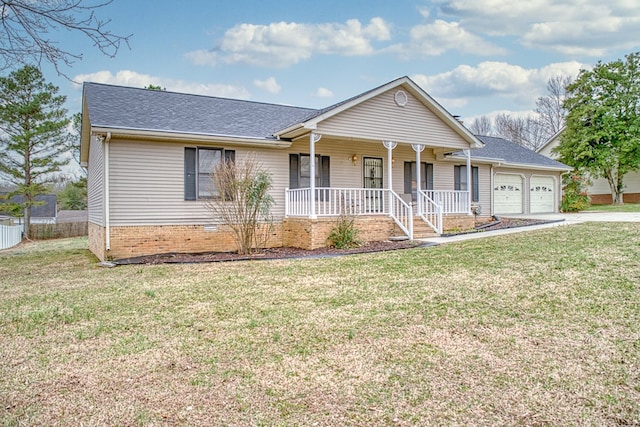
{"left": 1, "top": 223, "right": 639, "bottom": 426}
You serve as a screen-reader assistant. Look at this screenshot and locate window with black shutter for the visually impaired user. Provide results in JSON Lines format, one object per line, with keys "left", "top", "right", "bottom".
{"left": 289, "top": 154, "right": 330, "bottom": 189}
{"left": 184, "top": 147, "right": 235, "bottom": 200}
{"left": 454, "top": 165, "right": 479, "bottom": 202}
{"left": 404, "top": 161, "right": 433, "bottom": 200}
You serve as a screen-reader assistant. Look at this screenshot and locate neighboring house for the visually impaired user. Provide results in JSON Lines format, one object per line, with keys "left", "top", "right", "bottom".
{"left": 0, "top": 194, "right": 57, "bottom": 224}
{"left": 538, "top": 129, "right": 640, "bottom": 204}
{"left": 81, "top": 77, "right": 570, "bottom": 261}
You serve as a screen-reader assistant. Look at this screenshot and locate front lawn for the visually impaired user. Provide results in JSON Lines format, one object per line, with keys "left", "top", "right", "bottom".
{"left": 1, "top": 224, "right": 639, "bottom": 425}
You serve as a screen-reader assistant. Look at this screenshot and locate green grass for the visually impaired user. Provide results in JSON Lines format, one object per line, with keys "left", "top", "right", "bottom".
{"left": 1, "top": 225, "right": 639, "bottom": 426}
{"left": 587, "top": 202, "right": 640, "bottom": 212}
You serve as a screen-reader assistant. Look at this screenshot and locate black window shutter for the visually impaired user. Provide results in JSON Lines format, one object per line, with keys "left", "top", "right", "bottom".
{"left": 426, "top": 163, "right": 434, "bottom": 190}
{"left": 321, "top": 156, "right": 330, "bottom": 187}
{"left": 404, "top": 162, "right": 412, "bottom": 195}
{"left": 184, "top": 147, "right": 196, "bottom": 200}
{"left": 289, "top": 154, "right": 299, "bottom": 189}
{"left": 224, "top": 149, "right": 235, "bottom": 164}
{"left": 454, "top": 165, "right": 461, "bottom": 191}
{"left": 472, "top": 166, "right": 479, "bottom": 202}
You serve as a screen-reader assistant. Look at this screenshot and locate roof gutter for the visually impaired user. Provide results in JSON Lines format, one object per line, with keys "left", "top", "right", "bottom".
{"left": 443, "top": 154, "right": 572, "bottom": 172}
{"left": 91, "top": 127, "right": 293, "bottom": 148}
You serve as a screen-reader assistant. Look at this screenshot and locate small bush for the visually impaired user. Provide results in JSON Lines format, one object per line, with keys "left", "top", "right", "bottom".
{"left": 561, "top": 173, "right": 591, "bottom": 212}
{"left": 327, "top": 213, "right": 361, "bottom": 249}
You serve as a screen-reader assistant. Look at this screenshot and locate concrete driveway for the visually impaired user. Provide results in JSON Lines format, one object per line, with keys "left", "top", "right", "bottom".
{"left": 419, "top": 211, "right": 640, "bottom": 245}
{"left": 505, "top": 212, "right": 640, "bottom": 223}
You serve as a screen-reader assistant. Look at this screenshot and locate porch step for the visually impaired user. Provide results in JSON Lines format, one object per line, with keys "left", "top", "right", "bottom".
{"left": 391, "top": 216, "right": 438, "bottom": 240}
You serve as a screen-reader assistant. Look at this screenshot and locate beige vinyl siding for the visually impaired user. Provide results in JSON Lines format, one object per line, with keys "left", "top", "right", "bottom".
{"left": 108, "top": 139, "right": 290, "bottom": 226}
{"left": 108, "top": 136, "right": 495, "bottom": 226}
{"left": 537, "top": 143, "right": 557, "bottom": 159}
{"left": 493, "top": 167, "right": 562, "bottom": 214}
{"left": 87, "top": 135, "right": 104, "bottom": 225}
{"left": 317, "top": 89, "right": 471, "bottom": 150}
{"left": 288, "top": 138, "right": 485, "bottom": 208}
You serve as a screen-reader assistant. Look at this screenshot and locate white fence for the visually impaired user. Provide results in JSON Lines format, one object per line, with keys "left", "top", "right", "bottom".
{"left": 0, "top": 224, "right": 22, "bottom": 250}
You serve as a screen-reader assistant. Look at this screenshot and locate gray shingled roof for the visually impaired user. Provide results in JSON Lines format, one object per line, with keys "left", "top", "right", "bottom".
{"left": 0, "top": 194, "right": 57, "bottom": 218}
{"left": 83, "top": 82, "right": 570, "bottom": 171}
{"left": 83, "top": 82, "right": 318, "bottom": 140}
{"left": 451, "top": 135, "right": 571, "bottom": 170}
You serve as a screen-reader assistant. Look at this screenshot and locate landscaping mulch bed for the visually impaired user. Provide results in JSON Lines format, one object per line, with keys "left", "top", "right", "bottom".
{"left": 115, "top": 217, "right": 561, "bottom": 265}
{"left": 115, "top": 239, "right": 425, "bottom": 265}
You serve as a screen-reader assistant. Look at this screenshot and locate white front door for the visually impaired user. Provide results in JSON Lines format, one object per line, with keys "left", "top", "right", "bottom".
{"left": 530, "top": 176, "right": 555, "bottom": 213}
{"left": 494, "top": 174, "right": 523, "bottom": 214}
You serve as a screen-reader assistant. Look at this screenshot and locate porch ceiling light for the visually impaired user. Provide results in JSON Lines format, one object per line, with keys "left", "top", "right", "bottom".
{"left": 350, "top": 154, "right": 358, "bottom": 165}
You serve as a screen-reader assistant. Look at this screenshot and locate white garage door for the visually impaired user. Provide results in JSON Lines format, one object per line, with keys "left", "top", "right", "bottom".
{"left": 530, "top": 176, "right": 555, "bottom": 213}
{"left": 494, "top": 174, "right": 523, "bottom": 214}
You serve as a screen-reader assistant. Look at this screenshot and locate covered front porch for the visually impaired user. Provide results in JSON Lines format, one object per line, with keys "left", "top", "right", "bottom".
{"left": 283, "top": 134, "right": 474, "bottom": 239}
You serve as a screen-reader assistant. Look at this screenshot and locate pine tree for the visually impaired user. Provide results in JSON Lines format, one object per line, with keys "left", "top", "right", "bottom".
{"left": 0, "top": 65, "right": 70, "bottom": 239}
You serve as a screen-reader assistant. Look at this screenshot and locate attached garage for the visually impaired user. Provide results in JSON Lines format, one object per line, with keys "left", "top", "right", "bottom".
{"left": 530, "top": 176, "right": 556, "bottom": 213}
{"left": 494, "top": 174, "right": 523, "bottom": 214}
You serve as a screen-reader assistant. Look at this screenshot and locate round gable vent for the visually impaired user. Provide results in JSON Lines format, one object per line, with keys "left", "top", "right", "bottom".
{"left": 394, "top": 90, "right": 408, "bottom": 107}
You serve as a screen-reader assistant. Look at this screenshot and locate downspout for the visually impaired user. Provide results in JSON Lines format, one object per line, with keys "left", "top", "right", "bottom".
{"left": 490, "top": 165, "right": 494, "bottom": 216}
{"left": 465, "top": 148, "right": 472, "bottom": 215}
{"left": 104, "top": 132, "right": 111, "bottom": 251}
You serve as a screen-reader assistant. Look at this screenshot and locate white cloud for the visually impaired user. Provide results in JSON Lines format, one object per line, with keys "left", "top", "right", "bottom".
{"left": 312, "top": 87, "right": 334, "bottom": 98}
{"left": 412, "top": 60, "right": 585, "bottom": 109}
{"left": 436, "top": 0, "right": 640, "bottom": 56}
{"left": 73, "top": 70, "right": 251, "bottom": 99}
{"left": 408, "top": 19, "right": 507, "bottom": 56}
{"left": 253, "top": 77, "right": 281, "bottom": 94}
{"left": 186, "top": 18, "right": 392, "bottom": 68}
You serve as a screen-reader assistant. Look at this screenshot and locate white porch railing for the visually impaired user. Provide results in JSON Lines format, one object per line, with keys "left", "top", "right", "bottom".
{"left": 424, "top": 190, "right": 470, "bottom": 214}
{"left": 286, "top": 187, "right": 388, "bottom": 217}
{"left": 285, "top": 188, "right": 469, "bottom": 239}
{"left": 418, "top": 191, "right": 443, "bottom": 234}
{"left": 388, "top": 190, "right": 413, "bottom": 239}
{"left": 0, "top": 224, "right": 22, "bottom": 250}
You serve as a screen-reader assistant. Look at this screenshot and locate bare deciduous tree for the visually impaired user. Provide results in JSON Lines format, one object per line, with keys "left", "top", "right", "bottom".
{"left": 493, "top": 113, "right": 548, "bottom": 151}
{"left": 535, "top": 75, "right": 571, "bottom": 136}
{"left": 0, "top": 0, "right": 131, "bottom": 78}
{"left": 204, "top": 154, "right": 275, "bottom": 255}
{"left": 467, "top": 115, "right": 493, "bottom": 136}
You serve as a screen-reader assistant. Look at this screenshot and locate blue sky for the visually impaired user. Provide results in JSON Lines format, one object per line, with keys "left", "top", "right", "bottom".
{"left": 44, "top": 0, "right": 640, "bottom": 123}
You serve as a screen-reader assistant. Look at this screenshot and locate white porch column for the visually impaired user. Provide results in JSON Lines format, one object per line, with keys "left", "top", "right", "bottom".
{"left": 382, "top": 140, "right": 397, "bottom": 190}
{"left": 383, "top": 140, "right": 397, "bottom": 216}
{"left": 412, "top": 144, "right": 425, "bottom": 214}
{"left": 465, "top": 148, "right": 472, "bottom": 215}
{"left": 309, "top": 133, "right": 322, "bottom": 219}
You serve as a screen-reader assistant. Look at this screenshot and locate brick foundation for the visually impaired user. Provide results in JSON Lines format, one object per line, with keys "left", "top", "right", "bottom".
{"left": 88, "top": 214, "right": 478, "bottom": 260}
{"left": 88, "top": 222, "right": 106, "bottom": 261}
{"left": 590, "top": 192, "right": 640, "bottom": 205}
{"left": 442, "top": 215, "right": 476, "bottom": 231}
{"left": 283, "top": 216, "right": 396, "bottom": 250}
{"left": 92, "top": 223, "right": 282, "bottom": 260}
